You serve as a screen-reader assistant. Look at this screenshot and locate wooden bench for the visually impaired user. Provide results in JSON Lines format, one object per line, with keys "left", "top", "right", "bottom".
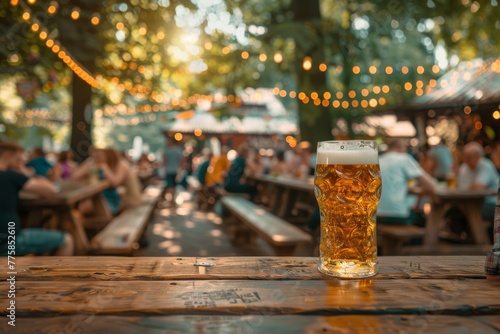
{"left": 377, "top": 224, "right": 426, "bottom": 255}
{"left": 220, "top": 196, "right": 312, "bottom": 256}
{"left": 90, "top": 183, "right": 163, "bottom": 255}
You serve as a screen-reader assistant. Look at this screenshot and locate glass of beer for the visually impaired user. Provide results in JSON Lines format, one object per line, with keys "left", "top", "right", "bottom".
{"left": 314, "top": 140, "right": 382, "bottom": 278}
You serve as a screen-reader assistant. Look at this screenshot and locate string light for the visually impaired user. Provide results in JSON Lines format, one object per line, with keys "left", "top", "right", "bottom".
{"left": 71, "top": 8, "right": 80, "bottom": 20}
{"left": 10, "top": 1, "right": 496, "bottom": 116}
{"left": 12, "top": 0, "right": 100, "bottom": 88}
{"left": 47, "top": 2, "right": 57, "bottom": 14}
{"left": 302, "top": 57, "right": 312, "bottom": 71}
{"left": 273, "top": 52, "right": 283, "bottom": 63}
{"left": 91, "top": 14, "right": 100, "bottom": 25}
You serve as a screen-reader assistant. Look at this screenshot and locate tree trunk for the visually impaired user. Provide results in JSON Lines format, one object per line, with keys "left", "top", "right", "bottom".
{"left": 70, "top": 71, "right": 93, "bottom": 163}
{"left": 292, "top": 0, "right": 333, "bottom": 149}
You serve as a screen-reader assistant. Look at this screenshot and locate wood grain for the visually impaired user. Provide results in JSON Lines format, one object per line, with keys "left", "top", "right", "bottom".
{"left": 20, "top": 180, "right": 110, "bottom": 207}
{"left": 1, "top": 315, "right": 498, "bottom": 334}
{"left": 250, "top": 175, "right": 314, "bottom": 193}
{"left": 1, "top": 256, "right": 488, "bottom": 281}
{"left": 1, "top": 279, "right": 499, "bottom": 316}
{"left": 90, "top": 197, "right": 156, "bottom": 254}
{"left": 221, "top": 197, "right": 312, "bottom": 246}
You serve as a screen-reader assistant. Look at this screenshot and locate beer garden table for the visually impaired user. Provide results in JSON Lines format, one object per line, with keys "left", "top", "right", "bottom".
{"left": 0, "top": 256, "right": 499, "bottom": 333}
{"left": 19, "top": 179, "right": 112, "bottom": 255}
{"left": 249, "top": 174, "right": 315, "bottom": 219}
{"left": 409, "top": 187, "right": 496, "bottom": 254}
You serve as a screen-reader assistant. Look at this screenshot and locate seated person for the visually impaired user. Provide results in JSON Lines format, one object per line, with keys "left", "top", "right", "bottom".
{"left": 115, "top": 149, "right": 143, "bottom": 209}
{"left": 377, "top": 139, "right": 437, "bottom": 226}
{"left": 0, "top": 142, "right": 74, "bottom": 256}
{"left": 55, "top": 150, "right": 77, "bottom": 180}
{"left": 269, "top": 150, "right": 288, "bottom": 176}
{"left": 72, "top": 148, "right": 142, "bottom": 214}
{"left": 26, "top": 147, "right": 53, "bottom": 177}
{"left": 223, "top": 144, "right": 257, "bottom": 200}
{"left": 205, "top": 147, "right": 230, "bottom": 187}
{"left": 245, "top": 148, "right": 264, "bottom": 178}
{"left": 195, "top": 149, "right": 213, "bottom": 186}
{"left": 457, "top": 141, "right": 499, "bottom": 222}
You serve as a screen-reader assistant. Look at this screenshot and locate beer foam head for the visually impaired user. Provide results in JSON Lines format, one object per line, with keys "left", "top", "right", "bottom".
{"left": 316, "top": 141, "right": 378, "bottom": 165}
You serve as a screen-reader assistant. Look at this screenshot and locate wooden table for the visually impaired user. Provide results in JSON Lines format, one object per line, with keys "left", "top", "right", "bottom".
{"left": 0, "top": 256, "right": 498, "bottom": 333}
{"left": 19, "top": 179, "right": 112, "bottom": 255}
{"left": 249, "top": 174, "right": 314, "bottom": 219}
{"left": 410, "top": 187, "right": 496, "bottom": 253}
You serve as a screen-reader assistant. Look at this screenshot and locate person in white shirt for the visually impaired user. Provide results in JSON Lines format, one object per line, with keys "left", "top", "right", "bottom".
{"left": 457, "top": 141, "right": 499, "bottom": 222}
{"left": 377, "top": 139, "right": 437, "bottom": 226}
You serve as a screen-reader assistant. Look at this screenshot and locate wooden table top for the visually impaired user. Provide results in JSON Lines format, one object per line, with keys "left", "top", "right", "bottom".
{"left": 250, "top": 174, "right": 314, "bottom": 193}
{"left": 410, "top": 186, "right": 498, "bottom": 200}
{"left": 1, "top": 256, "right": 498, "bottom": 333}
{"left": 19, "top": 179, "right": 110, "bottom": 207}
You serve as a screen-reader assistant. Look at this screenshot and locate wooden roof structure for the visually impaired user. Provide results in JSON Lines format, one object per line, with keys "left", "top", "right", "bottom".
{"left": 386, "top": 58, "right": 500, "bottom": 120}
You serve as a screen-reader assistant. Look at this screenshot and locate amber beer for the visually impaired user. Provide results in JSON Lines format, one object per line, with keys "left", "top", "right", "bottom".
{"left": 314, "top": 141, "right": 382, "bottom": 278}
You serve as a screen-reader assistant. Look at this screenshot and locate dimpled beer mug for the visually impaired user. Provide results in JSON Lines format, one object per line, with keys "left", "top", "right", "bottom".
{"left": 314, "top": 140, "right": 382, "bottom": 278}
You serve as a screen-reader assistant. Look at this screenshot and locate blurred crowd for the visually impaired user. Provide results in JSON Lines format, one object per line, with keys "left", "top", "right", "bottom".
{"left": 3, "top": 134, "right": 499, "bottom": 257}
{"left": 0, "top": 142, "right": 158, "bottom": 257}
{"left": 0, "top": 137, "right": 316, "bottom": 257}
{"left": 377, "top": 137, "right": 499, "bottom": 243}
{"left": 160, "top": 139, "right": 316, "bottom": 206}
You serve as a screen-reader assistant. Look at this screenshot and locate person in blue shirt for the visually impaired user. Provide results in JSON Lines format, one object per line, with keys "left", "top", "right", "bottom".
{"left": 224, "top": 144, "right": 257, "bottom": 200}
{"left": 195, "top": 150, "right": 213, "bottom": 186}
{"left": 428, "top": 138, "right": 453, "bottom": 181}
{"left": 25, "top": 147, "right": 53, "bottom": 177}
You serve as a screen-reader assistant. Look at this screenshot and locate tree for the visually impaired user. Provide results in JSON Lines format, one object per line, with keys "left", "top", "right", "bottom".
{"left": 1, "top": 0, "right": 499, "bottom": 153}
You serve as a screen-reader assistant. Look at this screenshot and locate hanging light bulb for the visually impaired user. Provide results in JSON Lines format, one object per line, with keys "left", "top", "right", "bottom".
{"left": 302, "top": 57, "right": 312, "bottom": 71}
{"left": 273, "top": 52, "right": 283, "bottom": 63}
{"left": 91, "top": 14, "right": 100, "bottom": 25}
{"left": 47, "top": 1, "right": 58, "bottom": 14}
{"left": 71, "top": 7, "right": 80, "bottom": 20}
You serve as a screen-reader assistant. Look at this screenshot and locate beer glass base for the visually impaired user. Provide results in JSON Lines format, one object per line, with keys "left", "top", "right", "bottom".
{"left": 318, "top": 261, "right": 377, "bottom": 279}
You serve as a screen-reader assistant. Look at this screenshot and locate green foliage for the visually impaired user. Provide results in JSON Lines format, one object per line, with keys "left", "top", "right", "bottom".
{"left": 1, "top": 0, "right": 498, "bottom": 147}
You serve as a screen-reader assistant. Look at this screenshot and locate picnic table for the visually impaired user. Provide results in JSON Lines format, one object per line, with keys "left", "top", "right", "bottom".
{"left": 0, "top": 256, "right": 498, "bottom": 333}
{"left": 19, "top": 179, "right": 112, "bottom": 255}
{"left": 405, "top": 187, "right": 496, "bottom": 255}
{"left": 248, "top": 174, "right": 314, "bottom": 219}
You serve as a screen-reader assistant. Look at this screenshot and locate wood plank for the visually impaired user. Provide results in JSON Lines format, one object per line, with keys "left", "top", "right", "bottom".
{"left": 3, "top": 256, "right": 488, "bottom": 281}
{"left": 90, "top": 197, "right": 157, "bottom": 254}
{"left": 1, "top": 315, "right": 498, "bottom": 333}
{"left": 378, "top": 225, "right": 426, "bottom": 238}
{"left": 1, "top": 279, "right": 499, "bottom": 316}
{"left": 20, "top": 180, "right": 110, "bottom": 207}
{"left": 378, "top": 225, "right": 426, "bottom": 255}
{"left": 250, "top": 175, "right": 314, "bottom": 193}
{"left": 403, "top": 244, "right": 493, "bottom": 256}
{"left": 221, "top": 197, "right": 312, "bottom": 245}
{"left": 90, "top": 183, "right": 163, "bottom": 253}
